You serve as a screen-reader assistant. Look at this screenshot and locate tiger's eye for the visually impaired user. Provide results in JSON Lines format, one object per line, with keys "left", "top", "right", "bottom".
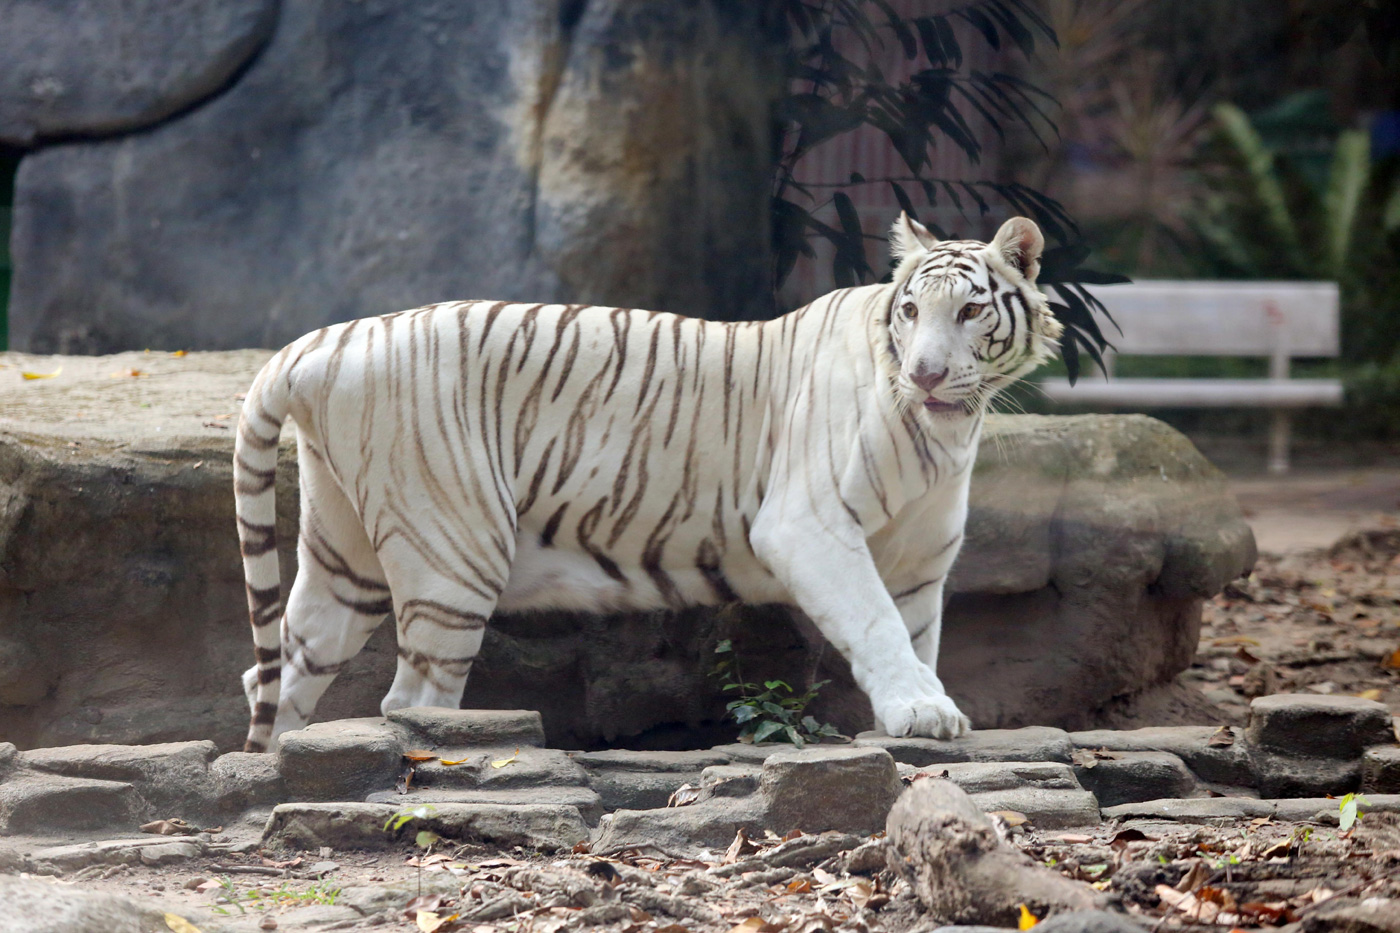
{"left": 958, "top": 303, "right": 984, "bottom": 323}
{"left": 902, "top": 302, "right": 918, "bottom": 320}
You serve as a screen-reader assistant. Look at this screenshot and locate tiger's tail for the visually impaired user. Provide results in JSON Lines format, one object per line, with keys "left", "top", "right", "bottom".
{"left": 235, "top": 353, "right": 293, "bottom": 752}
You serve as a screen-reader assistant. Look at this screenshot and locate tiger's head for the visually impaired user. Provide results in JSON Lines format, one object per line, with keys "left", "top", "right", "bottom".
{"left": 884, "top": 213, "right": 1064, "bottom": 420}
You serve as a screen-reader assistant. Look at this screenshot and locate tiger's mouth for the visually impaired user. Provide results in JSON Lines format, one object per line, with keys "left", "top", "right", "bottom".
{"left": 923, "top": 397, "right": 973, "bottom": 415}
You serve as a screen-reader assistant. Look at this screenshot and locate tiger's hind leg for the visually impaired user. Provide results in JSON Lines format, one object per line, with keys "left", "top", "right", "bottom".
{"left": 245, "top": 446, "right": 392, "bottom": 744}
{"left": 375, "top": 537, "right": 508, "bottom": 715}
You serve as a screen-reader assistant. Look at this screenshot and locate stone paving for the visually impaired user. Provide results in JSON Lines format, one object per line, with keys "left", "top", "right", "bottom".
{"left": 0, "top": 694, "right": 1396, "bottom": 873}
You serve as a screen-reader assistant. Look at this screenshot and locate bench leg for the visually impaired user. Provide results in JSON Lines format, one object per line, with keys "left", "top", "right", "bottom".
{"left": 1268, "top": 410, "right": 1291, "bottom": 475}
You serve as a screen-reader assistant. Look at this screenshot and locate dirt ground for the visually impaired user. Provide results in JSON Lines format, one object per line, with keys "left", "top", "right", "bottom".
{"left": 1187, "top": 467, "right": 1400, "bottom": 727}
{"left": 18, "top": 807, "right": 1400, "bottom": 932}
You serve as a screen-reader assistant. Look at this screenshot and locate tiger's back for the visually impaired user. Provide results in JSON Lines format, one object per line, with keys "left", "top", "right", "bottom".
{"left": 275, "top": 300, "right": 851, "bottom": 615}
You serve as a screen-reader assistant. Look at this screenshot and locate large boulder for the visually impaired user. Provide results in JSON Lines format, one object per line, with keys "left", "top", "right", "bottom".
{"left": 0, "top": 0, "right": 277, "bottom": 145}
{"left": 7, "top": 0, "right": 782, "bottom": 353}
{"left": 0, "top": 351, "right": 1256, "bottom": 750}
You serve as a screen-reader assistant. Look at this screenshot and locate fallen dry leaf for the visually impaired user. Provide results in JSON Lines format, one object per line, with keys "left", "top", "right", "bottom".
{"left": 141, "top": 818, "right": 196, "bottom": 836}
{"left": 491, "top": 748, "right": 520, "bottom": 769}
{"left": 1199, "top": 886, "right": 1240, "bottom": 913}
{"left": 1176, "top": 859, "right": 1211, "bottom": 894}
{"left": 171, "top": 350, "right": 187, "bottom": 357}
{"left": 1382, "top": 648, "right": 1400, "bottom": 670}
{"left": 786, "top": 878, "right": 812, "bottom": 894}
{"left": 1207, "top": 726, "right": 1236, "bottom": 747}
{"left": 21, "top": 367, "right": 61, "bottom": 380}
{"left": 989, "top": 809, "right": 1029, "bottom": 827}
{"left": 1210, "top": 636, "right": 1261, "bottom": 647}
{"left": 724, "top": 828, "right": 756, "bottom": 865}
{"left": 1110, "top": 828, "right": 1153, "bottom": 849}
{"left": 164, "top": 915, "right": 203, "bottom": 933}
{"left": 403, "top": 894, "right": 445, "bottom": 918}
{"left": 1070, "top": 748, "right": 1121, "bottom": 769}
{"left": 1157, "top": 885, "right": 1220, "bottom": 923}
{"left": 728, "top": 918, "right": 782, "bottom": 933}
{"left": 110, "top": 369, "right": 146, "bottom": 378}
{"left": 439, "top": 756, "right": 478, "bottom": 767}
{"left": 403, "top": 750, "right": 439, "bottom": 762}
{"left": 415, "top": 910, "right": 460, "bottom": 933}
{"left": 668, "top": 783, "right": 702, "bottom": 808}
{"left": 1354, "top": 688, "right": 1382, "bottom": 701}
{"left": 1239, "top": 901, "right": 1297, "bottom": 924}
{"left": 261, "top": 856, "right": 302, "bottom": 870}
{"left": 1018, "top": 904, "right": 1039, "bottom": 930}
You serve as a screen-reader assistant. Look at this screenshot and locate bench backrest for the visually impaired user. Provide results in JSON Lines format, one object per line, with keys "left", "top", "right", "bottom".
{"left": 1084, "top": 281, "right": 1340, "bottom": 363}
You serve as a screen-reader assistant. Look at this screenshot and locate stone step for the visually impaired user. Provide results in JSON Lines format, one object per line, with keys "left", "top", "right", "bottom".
{"left": 1070, "top": 751, "right": 1200, "bottom": 807}
{"left": 277, "top": 719, "right": 404, "bottom": 802}
{"left": 572, "top": 748, "right": 731, "bottom": 811}
{"left": 21, "top": 740, "right": 220, "bottom": 819}
{"left": 406, "top": 747, "right": 588, "bottom": 791}
{"left": 365, "top": 786, "right": 604, "bottom": 824}
{"left": 925, "top": 760, "right": 1082, "bottom": 793}
{"left": 0, "top": 775, "right": 144, "bottom": 834}
{"left": 26, "top": 837, "right": 209, "bottom": 873}
{"left": 262, "top": 801, "right": 588, "bottom": 852}
{"left": 1105, "top": 794, "right": 1400, "bottom": 825}
{"left": 900, "top": 760, "right": 1100, "bottom": 829}
{"left": 855, "top": 727, "right": 1074, "bottom": 767}
{"left": 572, "top": 748, "right": 728, "bottom": 773}
{"left": 968, "top": 788, "right": 1101, "bottom": 830}
{"left": 1069, "top": 726, "right": 1252, "bottom": 786}
{"left": 1364, "top": 747, "right": 1400, "bottom": 793}
{"left": 387, "top": 708, "right": 546, "bottom": 749}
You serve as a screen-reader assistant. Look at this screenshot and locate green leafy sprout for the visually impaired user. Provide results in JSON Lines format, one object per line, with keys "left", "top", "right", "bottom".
{"left": 1339, "top": 792, "right": 1369, "bottom": 832}
{"left": 384, "top": 803, "right": 442, "bottom": 898}
{"left": 209, "top": 876, "right": 341, "bottom": 915}
{"left": 711, "top": 639, "right": 844, "bottom": 747}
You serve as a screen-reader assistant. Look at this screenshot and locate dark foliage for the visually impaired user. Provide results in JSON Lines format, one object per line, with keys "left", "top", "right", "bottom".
{"left": 770, "top": 0, "right": 1123, "bottom": 382}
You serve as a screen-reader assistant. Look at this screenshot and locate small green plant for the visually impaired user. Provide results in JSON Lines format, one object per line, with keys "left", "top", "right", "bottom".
{"left": 385, "top": 803, "right": 442, "bottom": 897}
{"left": 210, "top": 877, "right": 341, "bottom": 915}
{"left": 711, "top": 639, "right": 844, "bottom": 747}
{"left": 1339, "top": 792, "right": 1370, "bottom": 832}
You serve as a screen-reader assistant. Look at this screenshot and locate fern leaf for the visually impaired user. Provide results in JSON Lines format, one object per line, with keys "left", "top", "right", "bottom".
{"left": 1321, "top": 129, "right": 1370, "bottom": 279}
{"left": 1212, "top": 103, "right": 1308, "bottom": 273}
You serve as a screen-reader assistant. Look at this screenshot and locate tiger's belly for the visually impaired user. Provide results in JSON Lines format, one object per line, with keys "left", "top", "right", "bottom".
{"left": 496, "top": 534, "right": 791, "bottom": 614}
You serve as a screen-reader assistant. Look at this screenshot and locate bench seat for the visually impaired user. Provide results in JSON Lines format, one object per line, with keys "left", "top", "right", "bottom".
{"left": 1039, "top": 377, "right": 1344, "bottom": 409}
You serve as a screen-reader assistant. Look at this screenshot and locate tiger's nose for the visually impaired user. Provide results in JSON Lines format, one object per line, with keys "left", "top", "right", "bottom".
{"left": 911, "top": 367, "right": 949, "bottom": 392}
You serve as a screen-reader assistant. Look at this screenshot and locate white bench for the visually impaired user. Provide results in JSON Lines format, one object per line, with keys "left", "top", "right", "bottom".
{"left": 1039, "top": 280, "right": 1343, "bottom": 473}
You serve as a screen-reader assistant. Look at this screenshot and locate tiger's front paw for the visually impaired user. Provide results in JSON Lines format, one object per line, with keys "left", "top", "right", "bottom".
{"left": 877, "top": 692, "right": 972, "bottom": 739}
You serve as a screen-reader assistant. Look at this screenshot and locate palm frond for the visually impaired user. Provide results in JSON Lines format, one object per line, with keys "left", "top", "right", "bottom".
{"left": 1321, "top": 129, "right": 1370, "bottom": 279}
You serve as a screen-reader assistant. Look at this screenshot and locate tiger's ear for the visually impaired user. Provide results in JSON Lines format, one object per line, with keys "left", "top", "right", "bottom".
{"left": 990, "top": 216, "right": 1044, "bottom": 283}
{"left": 889, "top": 211, "right": 938, "bottom": 262}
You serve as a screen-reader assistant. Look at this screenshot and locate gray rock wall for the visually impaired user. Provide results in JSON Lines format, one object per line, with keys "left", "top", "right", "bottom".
{"left": 0, "top": 351, "right": 1256, "bottom": 751}
{"left": 0, "top": 0, "right": 277, "bottom": 144}
{"left": 4, "top": 0, "right": 782, "bottom": 353}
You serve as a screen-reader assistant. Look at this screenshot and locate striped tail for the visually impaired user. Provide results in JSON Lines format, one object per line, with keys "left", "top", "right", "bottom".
{"left": 235, "top": 358, "right": 292, "bottom": 752}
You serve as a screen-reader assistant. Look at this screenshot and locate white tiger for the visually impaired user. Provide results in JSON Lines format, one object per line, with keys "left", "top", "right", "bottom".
{"left": 235, "top": 214, "right": 1063, "bottom": 752}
